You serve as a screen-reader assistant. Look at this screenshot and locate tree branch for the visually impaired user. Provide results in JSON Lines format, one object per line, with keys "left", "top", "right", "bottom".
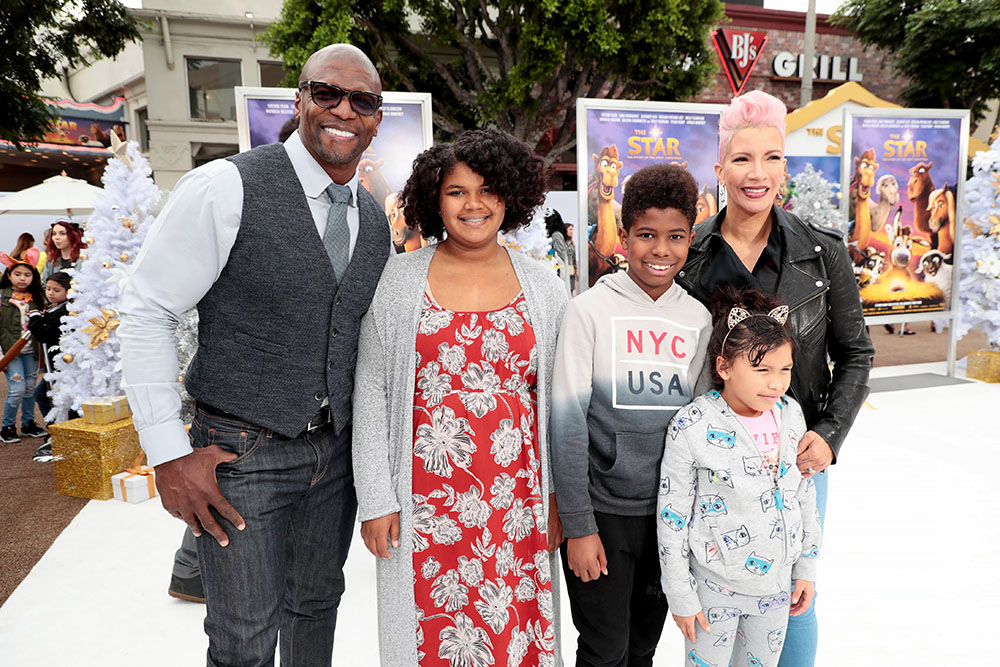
{"left": 479, "top": 0, "right": 513, "bottom": 74}
{"left": 447, "top": 0, "right": 491, "bottom": 91}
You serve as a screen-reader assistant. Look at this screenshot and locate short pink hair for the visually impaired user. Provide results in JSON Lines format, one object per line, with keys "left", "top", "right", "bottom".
{"left": 718, "top": 90, "right": 787, "bottom": 163}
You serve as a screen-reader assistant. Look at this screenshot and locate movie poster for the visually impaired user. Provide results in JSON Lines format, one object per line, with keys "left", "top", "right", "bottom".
{"left": 245, "top": 97, "right": 295, "bottom": 147}
{"left": 236, "top": 88, "right": 433, "bottom": 253}
{"left": 40, "top": 97, "right": 128, "bottom": 147}
{"left": 577, "top": 100, "right": 724, "bottom": 289}
{"left": 842, "top": 111, "right": 968, "bottom": 316}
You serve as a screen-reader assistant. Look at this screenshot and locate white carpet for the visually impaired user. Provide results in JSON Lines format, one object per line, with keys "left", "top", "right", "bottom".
{"left": 0, "top": 361, "right": 994, "bottom": 666}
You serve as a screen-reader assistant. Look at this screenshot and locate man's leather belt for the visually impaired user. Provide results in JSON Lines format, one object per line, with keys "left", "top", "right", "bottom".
{"left": 197, "top": 402, "right": 332, "bottom": 434}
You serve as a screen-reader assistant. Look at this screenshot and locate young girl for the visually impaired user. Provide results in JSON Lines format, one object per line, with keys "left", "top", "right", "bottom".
{"left": 0, "top": 250, "right": 47, "bottom": 443}
{"left": 657, "top": 285, "right": 821, "bottom": 667}
{"left": 27, "top": 271, "right": 72, "bottom": 459}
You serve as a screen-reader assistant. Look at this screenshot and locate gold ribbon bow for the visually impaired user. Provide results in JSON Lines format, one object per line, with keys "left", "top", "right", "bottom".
{"left": 118, "top": 452, "right": 154, "bottom": 501}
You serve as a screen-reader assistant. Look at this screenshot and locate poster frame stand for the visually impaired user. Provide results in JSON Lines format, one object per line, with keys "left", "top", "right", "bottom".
{"left": 575, "top": 97, "right": 727, "bottom": 292}
{"left": 235, "top": 87, "right": 433, "bottom": 153}
{"left": 840, "top": 106, "right": 970, "bottom": 377}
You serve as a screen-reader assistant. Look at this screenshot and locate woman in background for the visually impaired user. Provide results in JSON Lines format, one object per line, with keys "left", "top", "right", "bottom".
{"left": 42, "top": 220, "right": 86, "bottom": 281}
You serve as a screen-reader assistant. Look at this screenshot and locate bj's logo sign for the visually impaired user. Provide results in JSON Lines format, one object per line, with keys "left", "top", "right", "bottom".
{"left": 712, "top": 29, "right": 768, "bottom": 96}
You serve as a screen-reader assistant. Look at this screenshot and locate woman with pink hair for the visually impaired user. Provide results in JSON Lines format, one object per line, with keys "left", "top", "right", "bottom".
{"left": 675, "top": 90, "right": 874, "bottom": 667}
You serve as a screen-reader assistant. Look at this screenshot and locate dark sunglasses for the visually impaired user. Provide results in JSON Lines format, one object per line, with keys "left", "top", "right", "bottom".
{"left": 299, "top": 80, "right": 383, "bottom": 116}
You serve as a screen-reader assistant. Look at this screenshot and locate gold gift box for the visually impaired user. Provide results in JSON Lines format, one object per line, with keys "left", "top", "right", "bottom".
{"left": 81, "top": 395, "right": 132, "bottom": 424}
{"left": 50, "top": 417, "right": 143, "bottom": 500}
{"left": 967, "top": 350, "right": 1000, "bottom": 383}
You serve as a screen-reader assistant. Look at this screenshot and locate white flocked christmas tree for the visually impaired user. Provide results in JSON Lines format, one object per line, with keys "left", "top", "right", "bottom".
{"left": 955, "top": 135, "right": 1000, "bottom": 349}
{"left": 47, "top": 137, "right": 161, "bottom": 421}
{"left": 786, "top": 163, "right": 844, "bottom": 233}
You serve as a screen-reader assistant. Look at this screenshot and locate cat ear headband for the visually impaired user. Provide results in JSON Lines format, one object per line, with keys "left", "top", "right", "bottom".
{"left": 721, "top": 304, "right": 789, "bottom": 354}
{"left": 0, "top": 248, "right": 41, "bottom": 271}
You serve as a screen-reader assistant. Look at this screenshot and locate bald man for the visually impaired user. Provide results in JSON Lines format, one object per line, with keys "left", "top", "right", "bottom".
{"left": 120, "top": 44, "right": 391, "bottom": 666}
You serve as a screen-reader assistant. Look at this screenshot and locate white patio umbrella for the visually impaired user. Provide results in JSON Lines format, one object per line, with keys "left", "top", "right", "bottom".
{"left": 0, "top": 172, "right": 101, "bottom": 217}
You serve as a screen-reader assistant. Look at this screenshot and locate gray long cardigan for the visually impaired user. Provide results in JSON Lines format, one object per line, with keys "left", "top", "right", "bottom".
{"left": 353, "top": 244, "right": 568, "bottom": 667}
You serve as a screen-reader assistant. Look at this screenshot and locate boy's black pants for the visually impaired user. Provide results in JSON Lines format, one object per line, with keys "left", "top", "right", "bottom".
{"left": 560, "top": 511, "right": 669, "bottom": 667}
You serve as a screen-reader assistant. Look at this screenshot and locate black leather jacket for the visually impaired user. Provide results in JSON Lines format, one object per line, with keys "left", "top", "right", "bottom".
{"left": 676, "top": 205, "right": 874, "bottom": 461}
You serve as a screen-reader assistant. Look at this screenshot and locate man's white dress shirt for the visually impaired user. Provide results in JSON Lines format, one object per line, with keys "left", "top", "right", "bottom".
{"left": 119, "top": 131, "right": 361, "bottom": 467}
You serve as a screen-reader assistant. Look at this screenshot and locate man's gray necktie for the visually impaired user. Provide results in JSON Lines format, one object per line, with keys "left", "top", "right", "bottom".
{"left": 323, "top": 183, "right": 352, "bottom": 282}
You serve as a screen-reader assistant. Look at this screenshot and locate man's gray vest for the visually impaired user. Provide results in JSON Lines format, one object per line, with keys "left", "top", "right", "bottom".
{"left": 185, "top": 143, "right": 390, "bottom": 437}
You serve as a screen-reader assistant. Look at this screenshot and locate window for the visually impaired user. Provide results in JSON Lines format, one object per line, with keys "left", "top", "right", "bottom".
{"left": 259, "top": 61, "right": 289, "bottom": 88}
{"left": 136, "top": 107, "right": 149, "bottom": 152}
{"left": 187, "top": 58, "right": 242, "bottom": 120}
{"left": 193, "top": 143, "right": 239, "bottom": 168}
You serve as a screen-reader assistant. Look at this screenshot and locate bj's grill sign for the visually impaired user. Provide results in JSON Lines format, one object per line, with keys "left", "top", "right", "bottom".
{"left": 711, "top": 29, "right": 768, "bottom": 96}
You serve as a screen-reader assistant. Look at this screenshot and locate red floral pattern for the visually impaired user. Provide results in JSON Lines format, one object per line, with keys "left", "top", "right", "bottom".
{"left": 412, "top": 292, "right": 554, "bottom": 667}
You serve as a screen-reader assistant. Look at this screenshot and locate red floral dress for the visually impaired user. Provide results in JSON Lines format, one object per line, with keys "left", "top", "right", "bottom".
{"left": 411, "top": 291, "right": 555, "bottom": 667}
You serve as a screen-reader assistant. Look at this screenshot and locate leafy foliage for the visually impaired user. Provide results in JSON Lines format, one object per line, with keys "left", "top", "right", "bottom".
{"left": 263, "top": 0, "right": 723, "bottom": 165}
{"left": 0, "top": 0, "right": 140, "bottom": 146}
{"left": 832, "top": 0, "right": 1000, "bottom": 125}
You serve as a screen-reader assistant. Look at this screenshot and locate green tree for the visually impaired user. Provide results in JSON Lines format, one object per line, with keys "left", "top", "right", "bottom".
{"left": 1, "top": 0, "right": 140, "bottom": 147}
{"left": 263, "top": 0, "right": 723, "bottom": 165}
{"left": 831, "top": 0, "right": 1000, "bottom": 126}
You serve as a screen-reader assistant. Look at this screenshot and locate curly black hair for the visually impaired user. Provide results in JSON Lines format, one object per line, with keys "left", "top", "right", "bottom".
{"left": 400, "top": 129, "right": 547, "bottom": 240}
{"left": 706, "top": 285, "right": 799, "bottom": 390}
{"left": 544, "top": 209, "right": 568, "bottom": 238}
{"left": 620, "top": 164, "right": 699, "bottom": 231}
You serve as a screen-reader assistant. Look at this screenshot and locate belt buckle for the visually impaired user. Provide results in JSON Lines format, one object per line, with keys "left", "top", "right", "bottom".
{"left": 306, "top": 405, "right": 331, "bottom": 432}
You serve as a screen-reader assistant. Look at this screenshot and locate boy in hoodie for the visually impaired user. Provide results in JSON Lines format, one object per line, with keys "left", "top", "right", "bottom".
{"left": 551, "top": 164, "right": 712, "bottom": 666}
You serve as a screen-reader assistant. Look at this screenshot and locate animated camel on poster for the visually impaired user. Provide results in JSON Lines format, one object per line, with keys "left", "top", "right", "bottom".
{"left": 848, "top": 151, "right": 954, "bottom": 312}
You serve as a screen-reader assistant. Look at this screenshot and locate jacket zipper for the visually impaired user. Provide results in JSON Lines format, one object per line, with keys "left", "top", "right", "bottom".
{"left": 775, "top": 406, "right": 790, "bottom": 565}
{"left": 725, "top": 401, "right": 789, "bottom": 565}
{"left": 786, "top": 284, "right": 828, "bottom": 315}
{"left": 786, "top": 286, "right": 829, "bottom": 409}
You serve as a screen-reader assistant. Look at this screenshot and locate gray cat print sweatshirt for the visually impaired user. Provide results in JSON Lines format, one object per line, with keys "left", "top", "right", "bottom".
{"left": 550, "top": 271, "right": 712, "bottom": 538}
{"left": 657, "top": 391, "right": 822, "bottom": 617}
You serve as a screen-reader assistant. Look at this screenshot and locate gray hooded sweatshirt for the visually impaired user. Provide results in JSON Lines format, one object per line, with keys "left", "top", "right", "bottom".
{"left": 550, "top": 271, "right": 712, "bottom": 538}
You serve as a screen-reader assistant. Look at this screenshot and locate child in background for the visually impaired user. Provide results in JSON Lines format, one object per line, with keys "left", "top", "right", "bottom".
{"left": 657, "top": 286, "right": 821, "bottom": 667}
{"left": 550, "top": 164, "right": 712, "bottom": 666}
{"left": 0, "top": 250, "right": 47, "bottom": 444}
{"left": 27, "top": 272, "right": 72, "bottom": 460}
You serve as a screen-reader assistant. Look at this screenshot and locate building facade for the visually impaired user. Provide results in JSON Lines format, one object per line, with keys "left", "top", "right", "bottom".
{"left": 39, "top": 0, "right": 285, "bottom": 190}
{"left": 22, "top": 2, "right": 998, "bottom": 191}
{"left": 696, "top": 6, "right": 907, "bottom": 108}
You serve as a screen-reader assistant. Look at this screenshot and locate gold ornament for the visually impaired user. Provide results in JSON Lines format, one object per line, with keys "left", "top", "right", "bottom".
{"left": 119, "top": 217, "right": 137, "bottom": 233}
{"left": 178, "top": 375, "right": 184, "bottom": 383}
{"left": 978, "top": 260, "right": 984, "bottom": 266}
{"left": 989, "top": 215, "right": 1000, "bottom": 238}
{"left": 62, "top": 353, "right": 74, "bottom": 363}
{"left": 991, "top": 125, "right": 1000, "bottom": 144}
{"left": 85, "top": 237, "right": 95, "bottom": 244}
{"left": 80, "top": 308, "right": 121, "bottom": 348}
{"left": 993, "top": 171, "right": 1000, "bottom": 196}
{"left": 120, "top": 253, "right": 130, "bottom": 262}
{"left": 964, "top": 216, "right": 984, "bottom": 238}
{"left": 102, "top": 261, "right": 111, "bottom": 268}
{"left": 67, "top": 289, "right": 76, "bottom": 296}
{"left": 79, "top": 253, "right": 88, "bottom": 260}
{"left": 68, "top": 311, "right": 78, "bottom": 316}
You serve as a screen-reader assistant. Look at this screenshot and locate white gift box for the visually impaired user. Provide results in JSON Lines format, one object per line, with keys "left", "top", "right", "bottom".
{"left": 110, "top": 467, "right": 157, "bottom": 504}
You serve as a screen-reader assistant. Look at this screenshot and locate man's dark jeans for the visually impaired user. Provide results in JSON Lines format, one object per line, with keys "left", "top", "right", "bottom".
{"left": 191, "top": 406, "right": 356, "bottom": 667}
